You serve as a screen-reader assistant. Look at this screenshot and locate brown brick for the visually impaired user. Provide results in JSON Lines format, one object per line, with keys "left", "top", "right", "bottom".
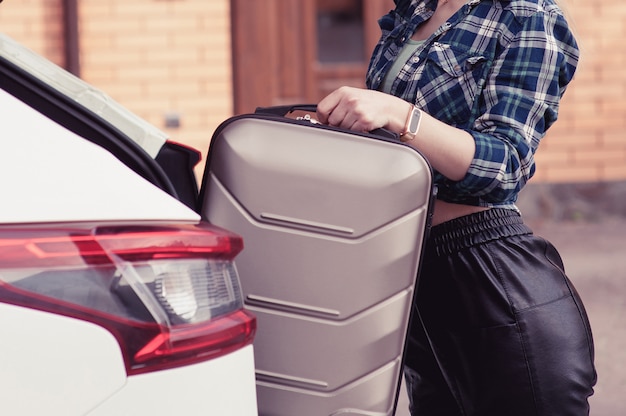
{"left": 543, "top": 164, "right": 602, "bottom": 183}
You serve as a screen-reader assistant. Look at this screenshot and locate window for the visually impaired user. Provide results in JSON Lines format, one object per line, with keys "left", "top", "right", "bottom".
{"left": 317, "top": 0, "right": 365, "bottom": 63}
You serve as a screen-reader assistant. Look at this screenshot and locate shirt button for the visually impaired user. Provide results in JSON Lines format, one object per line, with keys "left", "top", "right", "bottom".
{"left": 412, "top": 57, "right": 420, "bottom": 63}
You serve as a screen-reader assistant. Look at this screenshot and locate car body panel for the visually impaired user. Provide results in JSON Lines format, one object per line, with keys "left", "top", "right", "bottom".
{"left": 0, "top": 303, "right": 127, "bottom": 415}
{"left": 86, "top": 346, "right": 258, "bottom": 416}
{"left": 1, "top": 33, "right": 258, "bottom": 415}
{"left": 0, "top": 88, "right": 198, "bottom": 224}
{"left": 0, "top": 304, "right": 258, "bottom": 416}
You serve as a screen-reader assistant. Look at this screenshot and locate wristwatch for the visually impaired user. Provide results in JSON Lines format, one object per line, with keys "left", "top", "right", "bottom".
{"left": 400, "top": 105, "right": 422, "bottom": 143}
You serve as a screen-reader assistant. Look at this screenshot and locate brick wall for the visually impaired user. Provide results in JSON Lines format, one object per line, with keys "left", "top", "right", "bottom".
{"left": 1, "top": 0, "right": 624, "bottom": 184}
{"left": 532, "top": 1, "right": 626, "bottom": 183}
{"left": 78, "top": 0, "right": 233, "bottom": 160}
{"left": 0, "top": 0, "right": 64, "bottom": 65}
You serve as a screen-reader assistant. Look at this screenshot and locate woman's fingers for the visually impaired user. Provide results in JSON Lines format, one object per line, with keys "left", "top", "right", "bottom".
{"left": 318, "top": 87, "right": 378, "bottom": 131}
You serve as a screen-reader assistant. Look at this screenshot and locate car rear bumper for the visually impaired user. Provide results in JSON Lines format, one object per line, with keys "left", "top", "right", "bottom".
{"left": 0, "top": 304, "right": 258, "bottom": 416}
{"left": 87, "top": 345, "right": 258, "bottom": 416}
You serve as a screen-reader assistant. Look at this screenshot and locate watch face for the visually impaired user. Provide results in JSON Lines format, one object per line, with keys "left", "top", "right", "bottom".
{"left": 409, "top": 108, "right": 421, "bottom": 134}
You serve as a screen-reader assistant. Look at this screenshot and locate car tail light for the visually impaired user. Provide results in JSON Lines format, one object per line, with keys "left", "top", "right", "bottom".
{"left": 0, "top": 222, "right": 256, "bottom": 375}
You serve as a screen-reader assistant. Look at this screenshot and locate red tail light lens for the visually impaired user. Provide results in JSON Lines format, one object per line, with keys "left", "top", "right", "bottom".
{"left": 0, "top": 222, "right": 256, "bottom": 375}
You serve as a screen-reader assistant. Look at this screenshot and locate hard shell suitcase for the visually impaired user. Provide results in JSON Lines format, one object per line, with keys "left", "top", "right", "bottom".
{"left": 199, "top": 105, "right": 435, "bottom": 416}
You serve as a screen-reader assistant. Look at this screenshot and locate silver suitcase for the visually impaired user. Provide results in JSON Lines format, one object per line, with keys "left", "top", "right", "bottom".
{"left": 200, "top": 105, "right": 434, "bottom": 416}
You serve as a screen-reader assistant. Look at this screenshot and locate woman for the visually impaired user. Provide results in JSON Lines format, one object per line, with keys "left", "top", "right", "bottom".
{"left": 316, "top": 0, "right": 597, "bottom": 415}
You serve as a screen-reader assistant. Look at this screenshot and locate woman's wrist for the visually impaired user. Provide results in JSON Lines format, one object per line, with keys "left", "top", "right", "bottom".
{"left": 400, "top": 105, "right": 422, "bottom": 142}
{"left": 386, "top": 99, "right": 416, "bottom": 139}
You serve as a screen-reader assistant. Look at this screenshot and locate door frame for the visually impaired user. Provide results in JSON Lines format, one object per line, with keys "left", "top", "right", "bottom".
{"left": 231, "top": 0, "right": 389, "bottom": 114}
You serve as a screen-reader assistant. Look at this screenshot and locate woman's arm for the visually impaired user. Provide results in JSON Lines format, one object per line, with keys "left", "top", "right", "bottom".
{"left": 317, "top": 7, "right": 578, "bottom": 203}
{"left": 316, "top": 86, "right": 475, "bottom": 181}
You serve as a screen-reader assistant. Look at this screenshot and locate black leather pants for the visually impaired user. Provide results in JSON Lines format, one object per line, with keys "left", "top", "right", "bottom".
{"left": 404, "top": 209, "right": 597, "bottom": 416}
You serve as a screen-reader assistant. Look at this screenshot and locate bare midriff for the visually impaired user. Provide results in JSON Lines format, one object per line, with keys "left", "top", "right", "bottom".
{"left": 431, "top": 200, "right": 490, "bottom": 226}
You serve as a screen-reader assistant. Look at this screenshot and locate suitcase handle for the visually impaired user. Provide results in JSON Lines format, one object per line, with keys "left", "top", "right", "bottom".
{"left": 254, "top": 104, "right": 398, "bottom": 140}
{"left": 255, "top": 104, "right": 317, "bottom": 117}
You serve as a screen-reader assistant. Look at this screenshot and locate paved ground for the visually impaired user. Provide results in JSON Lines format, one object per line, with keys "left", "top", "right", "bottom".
{"left": 395, "top": 217, "right": 626, "bottom": 415}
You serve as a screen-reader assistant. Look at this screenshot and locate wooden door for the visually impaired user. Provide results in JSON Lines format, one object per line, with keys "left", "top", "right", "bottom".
{"left": 231, "top": 0, "right": 389, "bottom": 114}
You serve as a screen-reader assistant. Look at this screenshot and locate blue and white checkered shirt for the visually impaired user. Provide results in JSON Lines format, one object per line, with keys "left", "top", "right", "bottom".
{"left": 366, "top": 0, "right": 579, "bottom": 208}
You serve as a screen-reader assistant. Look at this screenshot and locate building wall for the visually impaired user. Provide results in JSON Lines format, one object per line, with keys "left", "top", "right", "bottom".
{"left": 0, "top": 0, "right": 64, "bottom": 65}
{"left": 78, "top": 0, "right": 233, "bottom": 157}
{"left": 1, "top": 0, "right": 623, "bottom": 184}
{"left": 532, "top": 1, "right": 626, "bottom": 183}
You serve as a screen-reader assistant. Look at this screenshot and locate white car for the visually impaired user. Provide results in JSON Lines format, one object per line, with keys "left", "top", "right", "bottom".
{"left": 0, "top": 33, "right": 258, "bottom": 415}
{"left": 1, "top": 31, "right": 434, "bottom": 416}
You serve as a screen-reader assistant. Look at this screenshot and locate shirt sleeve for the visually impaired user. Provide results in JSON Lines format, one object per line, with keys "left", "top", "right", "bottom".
{"left": 441, "top": 7, "right": 579, "bottom": 204}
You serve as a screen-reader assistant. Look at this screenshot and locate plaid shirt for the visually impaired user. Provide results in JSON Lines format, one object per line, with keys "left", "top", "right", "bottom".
{"left": 366, "top": 0, "right": 579, "bottom": 208}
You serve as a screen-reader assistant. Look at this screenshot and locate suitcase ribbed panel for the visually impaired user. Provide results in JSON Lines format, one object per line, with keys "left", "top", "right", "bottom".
{"left": 202, "top": 118, "right": 432, "bottom": 416}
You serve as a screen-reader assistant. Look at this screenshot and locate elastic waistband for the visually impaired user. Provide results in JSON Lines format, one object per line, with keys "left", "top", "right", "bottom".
{"left": 426, "top": 208, "right": 533, "bottom": 257}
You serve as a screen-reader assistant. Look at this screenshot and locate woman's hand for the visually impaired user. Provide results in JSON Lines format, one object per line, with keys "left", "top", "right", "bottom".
{"left": 317, "top": 86, "right": 476, "bottom": 182}
{"left": 316, "top": 86, "right": 410, "bottom": 134}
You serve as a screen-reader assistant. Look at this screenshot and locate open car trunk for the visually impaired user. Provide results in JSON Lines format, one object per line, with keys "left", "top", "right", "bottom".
{"left": 199, "top": 106, "right": 435, "bottom": 416}
{"left": 0, "top": 33, "right": 199, "bottom": 210}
